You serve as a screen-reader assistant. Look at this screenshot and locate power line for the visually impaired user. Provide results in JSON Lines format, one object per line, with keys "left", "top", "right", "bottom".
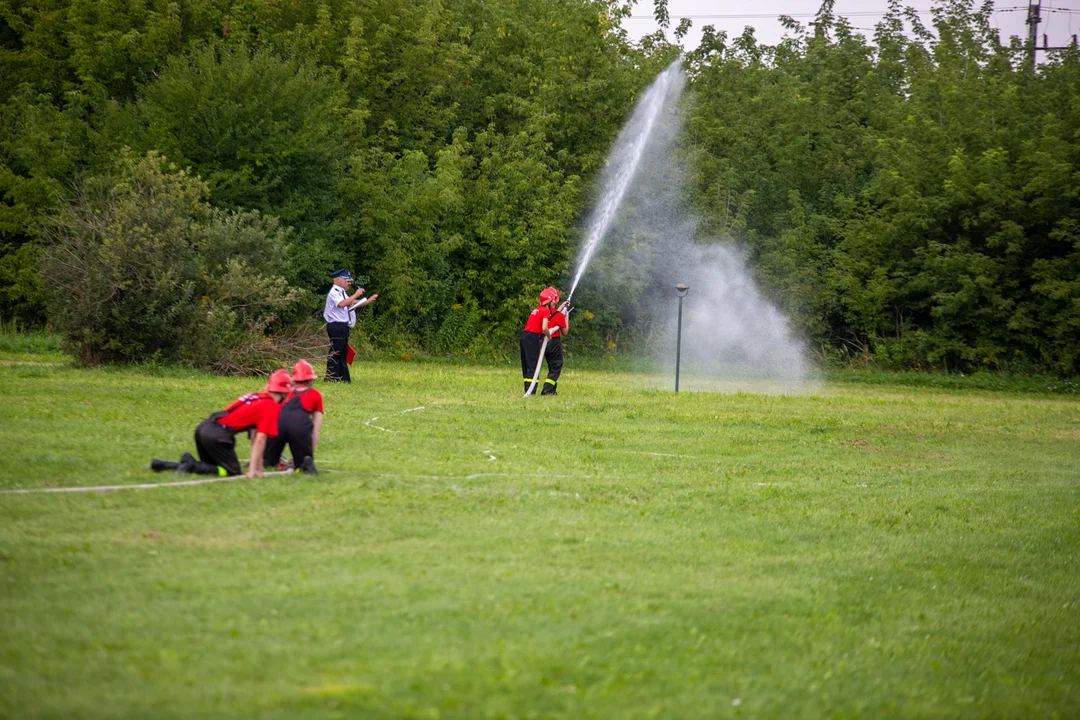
{"left": 1004, "top": 4, "right": 1080, "bottom": 9}
{"left": 626, "top": 8, "right": 1080, "bottom": 20}
{"left": 626, "top": 12, "right": 930, "bottom": 20}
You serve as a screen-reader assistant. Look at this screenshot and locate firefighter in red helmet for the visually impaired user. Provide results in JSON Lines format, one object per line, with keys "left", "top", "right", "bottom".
{"left": 521, "top": 287, "right": 569, "bottom": 395}
{"left": 150, "top": 369, "right": 291, "bottom": 478}
{"left": 263, "top": 359, "right": 324, "bottom": 474}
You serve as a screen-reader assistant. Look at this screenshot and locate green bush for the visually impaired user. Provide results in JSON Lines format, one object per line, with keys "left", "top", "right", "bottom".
{"left": 39, "top": 150, "right": 311, "bottom": 371}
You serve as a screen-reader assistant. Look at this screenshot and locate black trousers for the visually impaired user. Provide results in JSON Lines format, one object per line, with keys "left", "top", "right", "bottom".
{"left": 326, "top": 321, "right": 350, "bottom": 383}
{"left": 263, "top": 408, "right": 314, "bottom": 467}
{"left": 521, "top": 331, "right": 543, "bottom": 393}
{"left": 520, "top": 332, "right": 563, "bottom": 394}
{"left": 194, "top": 419, "right": 242, "bottom": 476}
{"left": 541, "top": 337, "right": 563, "bottom": 394}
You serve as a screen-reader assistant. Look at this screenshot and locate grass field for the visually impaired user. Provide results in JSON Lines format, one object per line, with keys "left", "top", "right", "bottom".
{"left": 1, "top": 350, "right": 1078, "bottom": 718}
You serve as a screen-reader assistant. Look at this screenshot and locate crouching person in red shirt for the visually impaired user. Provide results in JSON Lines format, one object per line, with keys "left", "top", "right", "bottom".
{"left": 263, "top": 359, "right": 324, "bottom": 475}
{"left": 150, "top": 369, "right": 291, "bottom": 478}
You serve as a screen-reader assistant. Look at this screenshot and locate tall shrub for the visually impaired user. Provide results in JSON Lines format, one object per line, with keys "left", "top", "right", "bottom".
{"left": 40, "top": 150, "right": 309, "bottom": 368}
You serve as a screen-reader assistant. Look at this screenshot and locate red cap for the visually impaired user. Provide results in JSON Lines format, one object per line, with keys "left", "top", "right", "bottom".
{"left": 539, "top": 287, "right": 560, "bottom": 305}
{"left": 265, "top": 369, "right": 292, "bottom": 394}
{"left": 292, "top": 359, "right": 317, "bottom": 382}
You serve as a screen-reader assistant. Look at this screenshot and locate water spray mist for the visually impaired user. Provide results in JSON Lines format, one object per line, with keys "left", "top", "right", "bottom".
{"left": 567, "top": 58, "right": 814, "bottom": 392}
{"left": 566, "top": 58, "right": 686, "bottom": 306}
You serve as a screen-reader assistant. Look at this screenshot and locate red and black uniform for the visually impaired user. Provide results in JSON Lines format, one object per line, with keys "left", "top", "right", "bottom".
{"left": 194, "top": 393, "right": 281, "bottom": 476}
{"left": 263, "top": 387, "right": 323, "bottom": 468}
{"left": 521, "top": 304, "right": 552, "bottom": 393}
{"left": 541, "top": 310, "right": 567, "bottom": 395}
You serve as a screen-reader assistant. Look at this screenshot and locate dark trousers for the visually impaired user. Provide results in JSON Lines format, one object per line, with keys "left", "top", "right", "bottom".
{"left": 326, "top": 321, "right": 350, "bottom": 383}
{"left": 521, "top": 332, "right": 562, "bottom": 394}
{"left": 194, "top": 419, "right": 242, "bottom": 476}
{"left": 541, "top": 337, "right": 563, "bottom": 394}
{"left": 263, "top": 409, "right": 314, "bottom": 467}
{"left": 521, "top": 331, "right": 543, "bottom": 393}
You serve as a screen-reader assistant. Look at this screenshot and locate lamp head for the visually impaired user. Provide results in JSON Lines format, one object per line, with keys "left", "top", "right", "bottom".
{"left": 675, "top": 283, "right": 689, "bottom": 297}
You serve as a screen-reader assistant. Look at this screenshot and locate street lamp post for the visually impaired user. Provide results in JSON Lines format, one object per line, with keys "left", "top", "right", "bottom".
{"left": 674, "top": 283, "right": 689, "bottom": 392}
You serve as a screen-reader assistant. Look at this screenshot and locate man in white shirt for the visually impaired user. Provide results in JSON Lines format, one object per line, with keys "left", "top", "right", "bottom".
{"left": 324, "top": 269, "right": 378, "bottom": 382}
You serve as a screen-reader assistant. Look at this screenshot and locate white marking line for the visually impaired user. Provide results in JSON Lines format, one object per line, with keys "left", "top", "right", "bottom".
{"left": 0, "top": 470, "right": 296, "bottom": 495}
{"left": 483, "top": 449, "right": 497, "bottom": 462}
{"left": 628, "top": 451, "right": 698, "bottom": 459}
{"left": 365, "top": 405, "right": 426, "bottom": 433}
{"left": 371, "top": 472, "right": 613, "bottom": 481}
{"left": 365, "top": 417, "right": 390, "bottom": 432}
{"left": 445, "top": 484, "right": 582, "bottom": 499}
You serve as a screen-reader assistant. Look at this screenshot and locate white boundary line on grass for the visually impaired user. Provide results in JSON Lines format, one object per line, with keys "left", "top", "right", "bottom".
{"left": 628, "top": 451, "right": 698, "bottom": 459}
{"left": 0, "top": 470, "right": 297, "bottom": 495}
{"left": 371, "top": 472, "right": 613, "bottom": 481}
{"left": 2, "top": 470, "right": 615, "bottom": 496}
{"left": 365, "top": 405, "right": 426, "bottom": 432}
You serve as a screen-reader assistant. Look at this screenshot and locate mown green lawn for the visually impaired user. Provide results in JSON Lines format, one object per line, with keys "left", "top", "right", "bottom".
{"left": 1, "top": 354, "right": 1077, "bottom": 718}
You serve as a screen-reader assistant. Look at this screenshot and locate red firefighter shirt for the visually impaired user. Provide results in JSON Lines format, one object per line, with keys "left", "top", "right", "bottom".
{"left": 548, "top": 311, "right": 567, "bottom": 338}
{"left": 288, "top": 387, "right": 325, "bottom": 414}
{"left": 523, "top": 305, "right": 552, "bottom": 334}
{"left": 217, "top": 393, "right": 281, "bottom": 437}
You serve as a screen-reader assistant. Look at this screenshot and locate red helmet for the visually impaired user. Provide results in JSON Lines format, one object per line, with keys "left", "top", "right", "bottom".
{"left": 292, "top": 359, "right": 317, "bottom": 382}
{"left": 265, "top": 369, "right": 292, "bottom": 394}
{"left": 539, "top": 287, "right": 560, "bottom": 305}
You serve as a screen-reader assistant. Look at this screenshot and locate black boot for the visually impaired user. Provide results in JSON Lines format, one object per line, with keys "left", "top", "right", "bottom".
{"left": 540, "top": 382, "right": 557, "bottom": 395}
{"left": 150, "top": 459, "right": 179, "bottom": 472}
{"left": 178, "top": 452, "right": 196, "bottom": 473}
{"left": 174, "top": 454, "right": 222, "bottom": 475}
{"left": 298, "top": 456, "right": 318, "bottom": 475}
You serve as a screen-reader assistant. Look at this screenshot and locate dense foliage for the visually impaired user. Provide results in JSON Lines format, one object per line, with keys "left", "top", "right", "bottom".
{"left": 683, "top": 0, "right": 1080, "bottom": 375}
{"left": 40, "top": 151, "right": 311, "bottom": 367}
{"left": 1, "top": 0, "right": 1077, "bottom": 374}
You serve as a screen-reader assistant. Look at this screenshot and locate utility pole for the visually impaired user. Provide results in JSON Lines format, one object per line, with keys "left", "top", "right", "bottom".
{"left": 1027, "top": 0, "right": 1041, "bottom": 71}
{"left": 1026, "top": 0, "right": 1078, "bottom": 72}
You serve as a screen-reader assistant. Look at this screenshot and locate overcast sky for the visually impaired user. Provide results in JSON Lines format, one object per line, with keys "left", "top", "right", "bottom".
{"left": 624, "top": 0, "right": 1080, "bottom": 54}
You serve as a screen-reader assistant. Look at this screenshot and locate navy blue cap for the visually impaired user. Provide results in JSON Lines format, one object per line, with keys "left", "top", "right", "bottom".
{"left": 331, "top": 269, "right": 353, "bottom": 280}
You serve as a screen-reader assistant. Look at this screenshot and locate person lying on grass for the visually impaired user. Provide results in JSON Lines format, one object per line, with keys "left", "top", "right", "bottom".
{"left": 150, "top": 369, "right": 291, "bottom": 478}
{"left": 262, "top": 359, "right": 323, "bottom": 475}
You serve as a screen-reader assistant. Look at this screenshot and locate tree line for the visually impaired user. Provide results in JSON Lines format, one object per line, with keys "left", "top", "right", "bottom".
{"left": 0, "top": 0, "right": 1076, "bottom": 375}
{"left": 680, "top": 0, "right": 1080, "bottom": 376}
